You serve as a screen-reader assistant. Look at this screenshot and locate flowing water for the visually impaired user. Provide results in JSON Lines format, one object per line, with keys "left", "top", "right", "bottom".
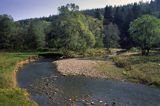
{"left": 17, "top": 59, "right": 160, "bottom": 106}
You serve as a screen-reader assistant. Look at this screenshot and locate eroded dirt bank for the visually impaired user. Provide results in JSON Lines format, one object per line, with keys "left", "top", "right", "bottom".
{"left": 13, "top": 56, "right": 37, "bottom": 88}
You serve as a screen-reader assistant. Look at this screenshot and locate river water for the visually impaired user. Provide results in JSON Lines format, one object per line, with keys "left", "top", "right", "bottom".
{"left": 17, "top": 59, "right": 160, "bottom": 106}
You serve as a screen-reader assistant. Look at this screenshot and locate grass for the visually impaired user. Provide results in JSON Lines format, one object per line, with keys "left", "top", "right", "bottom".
{"left": 0, "top": 52, "right": 37, "bottom": 106}
{"left": 1, "top": 49, "right": 159, "bottom": 105}
{"left": 78, "top": 48, "right": 110, "bottom": 57}
{"left": 92, "top": 49, "right": 160, "bottom": 87}
{"left": 0, "top": 88, "right": 36, "bottom": 106}
{"left": 0, "top": 53, "right": 36, "bottom": 88}
{"left": 112, "top": 52, "right": 160, "bottom": 86}
{"left": 96, "top": 61, "right": 125, "bottom": 80}
{"left": 58, "top": 48, "right": 112, "bottom": 58}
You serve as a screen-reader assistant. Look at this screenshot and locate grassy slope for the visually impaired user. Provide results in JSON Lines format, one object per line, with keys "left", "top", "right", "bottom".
{"left": 96, "top": 61, "right": 125, "bottom": 80}
{"left": 126, "top": 55, "right": 160, "bottom": 86}
{"left": 93, "top": 49, "right": 160, "bottom": 87}
{"left": 0, "top": 53, "right": 36, "bottom": 106}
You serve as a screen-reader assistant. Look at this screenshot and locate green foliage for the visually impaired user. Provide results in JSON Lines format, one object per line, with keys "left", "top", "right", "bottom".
{"left": 0, "top": 4, "right": 102, "bottom": 52}
{"left": 129, "top": 47, "right": 140, "bottom": 52}
{"left": 47, "top": 4, "right": 104, "bottom": 51}
{"left": 60, "top": 49, "right": 77, "bottom": 58}
{"left": 104, "top": 23, "right": 120, "bottom": 48}
{"left": 0, "top": 15, "right": 15, "bottom": 49}
{"left": 79, "top": 48, "right": 109, "bottom": 57}
{"left": 0, "top": 53, "right": 36, "bottom": 105}
{"left": 0, "top": 88, "right": 36, "bottom": 106}
{"left": 113, "top": 54, "right": 160, "bottom": 86}
{"left": 86, "top": 16, "right": 104, "bottom": 48}
{"left": 25, "top": 20, "right": 46, "bottom": 50}
{"left": 58, "top": 3, "right": 79, "bottom": 15}
{"left": 0, "top": 53, "right": 35, "bottom": 88}
{"left": 82, "top": 8, "right": 104, "bottom": 20}
{"left": 104, "top": 6, "right": 113, "bottom": 25}
{"left": 113, "top": 56, "right": 132, "bottom": 71}
{"left": 102, "top": 1, "right": 160, "bottom": 48}
{"left": 129, "top": 15, "right": 160, "bottom": 55}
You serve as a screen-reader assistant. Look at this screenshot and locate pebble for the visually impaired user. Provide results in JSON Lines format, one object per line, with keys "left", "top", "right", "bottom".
{"left": 91, "top": 101, "right": 95, "bottom": 105}
{"left": 99, "top": 100, "right": 103, "bottom": 103}
{"left": 112, "top": 102, "right": 116, "bottom": 106}
{"left": 104, "top": 102, "right": 109, "bottom": 106}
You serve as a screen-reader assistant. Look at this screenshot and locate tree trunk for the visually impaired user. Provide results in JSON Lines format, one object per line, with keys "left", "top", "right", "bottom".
{"left": 146, "top": 48, "right": 150, "bottom": 56}
{"left": 141, "top": 49, "right": 146, "bottom": 56}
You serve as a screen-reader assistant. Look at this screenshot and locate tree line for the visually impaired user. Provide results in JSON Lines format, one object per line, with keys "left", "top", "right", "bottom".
{"left": 0, "top": 4, "right": 103, "bottom": 51}
{"left": 0, "top": 1, "right": 160, "bottom": 55}
{"left": 103, "top": 0, "right": 160, "bottom": 49}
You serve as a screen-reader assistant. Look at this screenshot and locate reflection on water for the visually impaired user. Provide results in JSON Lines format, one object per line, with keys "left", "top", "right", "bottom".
{"left": 17, "top": 59, "right": 160, "bottom": 106}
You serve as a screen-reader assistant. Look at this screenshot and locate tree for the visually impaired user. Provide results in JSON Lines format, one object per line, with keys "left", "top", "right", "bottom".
{"left": 129, "top": 15, "right": 160, "bottom": 55}
{"left": 0, "top": 15, "right": 15, "bottom": 49}
{"left": 95, "top": 9, "right": 103, "bottom": 20}
{"left": 58, "top": 3, "right": 79, "bottom": 15}
{"left": 47, "top": 4, "right": 96, "bottom": 51}
{"left": 25, "top": 20, "right": 46, "bottom": 50}
{"left": 104, "top": 23, "right": 120, "bottom": 49}
{"left": 9, "top": 24, "right": 26, "bottom": 50}
{"left": 104, "top": 6, "right": 113, "bottom": 25}
{"left": 86, "top": 16, "right": 104, "bottom": 48}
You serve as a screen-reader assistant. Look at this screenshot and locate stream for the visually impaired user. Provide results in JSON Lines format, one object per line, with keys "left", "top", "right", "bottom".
{"left": 17, "top": 59, "right": 160, "bottom": 106}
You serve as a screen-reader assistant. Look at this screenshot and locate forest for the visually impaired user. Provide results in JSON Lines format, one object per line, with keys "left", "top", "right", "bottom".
{"left": 0, "top": 0, "right": 160, "bottom": 54}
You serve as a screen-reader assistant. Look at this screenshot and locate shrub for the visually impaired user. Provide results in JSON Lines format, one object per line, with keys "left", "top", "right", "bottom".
{"left": 60, "top": 49, "right": 77, "bottom": 58}
{"left": 113, "top": 56, "right": 132, "bottom": 71}
{"left": 79, "top": 48, "right": 109, "bottom": 57}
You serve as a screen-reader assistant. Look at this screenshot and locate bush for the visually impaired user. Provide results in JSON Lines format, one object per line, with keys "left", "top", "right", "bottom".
{"left": 79, "top": 48, "right": 109, "bottom": 57}
{"left": 113, "top": 56, "right": 132, "bottom": 71}
{"left": 60, "top": 49, "right": 77, "bottom": 58}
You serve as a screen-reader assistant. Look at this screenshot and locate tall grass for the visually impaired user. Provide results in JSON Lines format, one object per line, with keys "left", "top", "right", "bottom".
{"left": 0, "top": 52, "right": 36, "bottom": 106}
{"left": 113, "top": 55, "right": 160, "bottom": 86}
{"left": 0, "top": 53, "right": 35, "bottom": 88}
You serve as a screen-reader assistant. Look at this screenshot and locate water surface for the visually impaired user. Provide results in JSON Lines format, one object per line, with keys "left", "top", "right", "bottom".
{"left": 17, "top": 59, "right": 160, "bottom": 106}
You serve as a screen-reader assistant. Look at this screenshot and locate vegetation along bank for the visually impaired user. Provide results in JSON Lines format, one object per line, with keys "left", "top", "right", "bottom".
{"left": 0, "top": 53, "right": 37, "bottom": 106}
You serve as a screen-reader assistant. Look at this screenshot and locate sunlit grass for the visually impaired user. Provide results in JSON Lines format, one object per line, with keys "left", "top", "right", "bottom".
{"left": 96, "top": 61, "right": 125, "bottom": 80}
{"left": 113, "top": 53, "right": 160, "bottom": 86}
{"left": 0, "top": 52, "right": 37, "bottom": 106}
{"left": 0, "top": 88, "right": 36, "bottom": 106}
{"left": 0, "top": 53, "right": 35, "bottom": 88}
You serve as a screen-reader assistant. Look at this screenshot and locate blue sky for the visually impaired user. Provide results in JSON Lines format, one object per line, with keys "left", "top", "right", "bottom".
{"left": 0, "top": 0, "right": 150, "bottom": 21}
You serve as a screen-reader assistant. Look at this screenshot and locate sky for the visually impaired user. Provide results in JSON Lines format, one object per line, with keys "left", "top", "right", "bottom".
{"left": 0, "top": 0, "right": 150, "bottom": 21}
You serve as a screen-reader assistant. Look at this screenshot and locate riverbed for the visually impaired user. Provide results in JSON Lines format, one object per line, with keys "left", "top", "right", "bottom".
{"left": 17, "top": 59, "right": 160, "bottom": 106}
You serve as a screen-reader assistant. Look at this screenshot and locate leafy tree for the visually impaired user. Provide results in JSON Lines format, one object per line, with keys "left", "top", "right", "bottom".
{"left": 104, "top": 23, "right": 120, "bottom": 48}
{"left": 81, "top": 8, "right": 104, "bottom": 20}
{"left": 9, "top": 24, "right": 26, "bottom": 50}
{"left": 129, "top": 15, "right": 160, "bottom": 55}
{"left": 47, "top": 4, "right": 96, "bottom": 51}
{"left": 102, "top": 0, "right": 160, "bottom": 49}
{"left": 85, "top": 16, "right": 104, "bottom": 48}
{"left": 0, "top": 15, "right": 15, "bottom": 49}
{"left": 25, "top": 20, "right": 46, "bottom": 50}
{"left": 95, "top": 9, "right": 103, "bottom": 20}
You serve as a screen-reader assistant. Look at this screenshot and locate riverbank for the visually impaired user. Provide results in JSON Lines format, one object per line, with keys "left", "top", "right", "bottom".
{"left": 113, "top": 52, "right": 160, "bottom": 86}
{"left": 0, "top": 53, "right": 37, "bottom": 106}
{"left": 53, "top": 50, "right": 160, "bottom": 87}
{"left": 17, "top": 58, "right": 160, "bottom": 106}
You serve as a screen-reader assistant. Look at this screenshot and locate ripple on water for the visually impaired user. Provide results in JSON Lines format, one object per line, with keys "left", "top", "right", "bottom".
{"left": 17, "top": 59, "right": 160, "bottom": 106}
